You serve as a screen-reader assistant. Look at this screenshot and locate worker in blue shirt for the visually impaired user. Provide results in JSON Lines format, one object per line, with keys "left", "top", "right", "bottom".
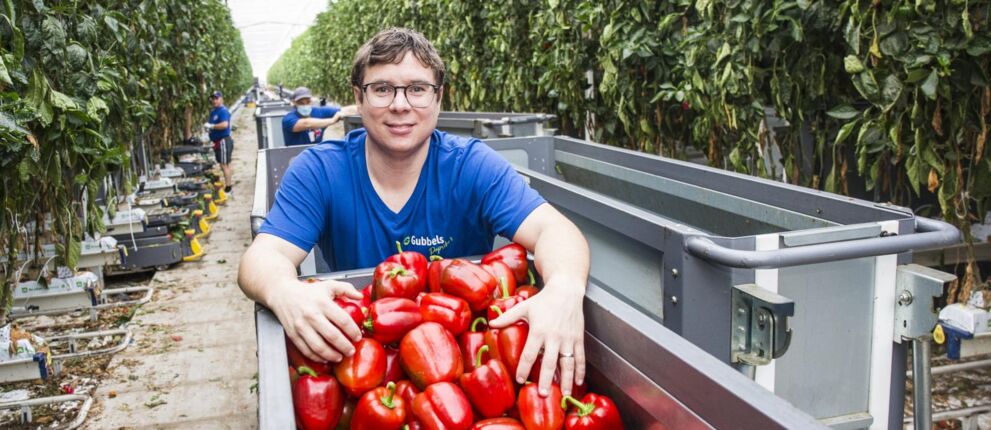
{"left": 204, "top": 91, "right": 233, "bottom": 192}
{"left": 282, "top": 87, "right": 347, "bottom": 146}
{"left": 239, "top": 28, "right": 590, "bottom": 399}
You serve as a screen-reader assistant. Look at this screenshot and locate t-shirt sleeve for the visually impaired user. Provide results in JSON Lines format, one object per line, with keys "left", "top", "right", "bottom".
{"left": 257, "top": 150, "right": 329, "bottom": 253}
{"left": 218, "top": 108, "right": 231, "bottom": 123}
{"left": 282, "top": 113, "right": 299, "bottom": 135}
{"left": 460, "top": 140, "right": 546, "bottom": 240}
{"left": 314, "top": 106, "right": 340, "bottom": 118}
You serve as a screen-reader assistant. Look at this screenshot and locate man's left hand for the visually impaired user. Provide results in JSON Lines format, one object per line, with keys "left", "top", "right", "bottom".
{"left": 489, "top": 275, "right": 585, "bottom": 398}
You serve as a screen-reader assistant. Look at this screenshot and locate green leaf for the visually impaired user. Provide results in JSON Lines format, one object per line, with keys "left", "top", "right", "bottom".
{"left": 49, "top": 90, "right": 77, "bottom": 110}
{"left": 65, "top": 236, "right": 81, "bottom": 270}
{"left": 797, "top": 0, "right": 811, "bottom": 9}
{"left": 86, "top": 97, "right": 110, "bottom": 120}
{"left": 826, "top": 105, "right": 860, "bottom": 120}
{"left": 0, "top": 111, "right": 27, "bottom": 135}
{"left": 845, "top": 17, "right": 861, "bottom": 54}
{"left": 834, "top": 119, "right": 860, "bottom": 146}
{"left": 0, "top": 55, "right": 11, "bottom": 86}
{"left": 844, "top": 55, "right": 864, "bottom": 74}
{"left": 921, "top": 69, "right": 938, "bottom": 99}
{"left": 881, "top": 74, "right": 903, "bottom": 109}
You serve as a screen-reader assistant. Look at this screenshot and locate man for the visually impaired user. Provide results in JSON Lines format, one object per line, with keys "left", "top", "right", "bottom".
{"left": 238, "top": 28, "right": 589, "bottom": 398}
{"left": 204, "top": 91, "right": 233, "bottom": 192}
{"left": 281, "top": 87, "right": 344, "bottom": 146}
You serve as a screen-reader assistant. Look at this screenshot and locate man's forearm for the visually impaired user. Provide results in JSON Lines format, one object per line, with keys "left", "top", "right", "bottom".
{"left": 238, "top": 243, "right": 299, "bottom": 306}
{"left": 531, "top": 221, "right": 589, "bottom": 293}
{"left": 292, "top": 117, "right": 335, "bottom": 133}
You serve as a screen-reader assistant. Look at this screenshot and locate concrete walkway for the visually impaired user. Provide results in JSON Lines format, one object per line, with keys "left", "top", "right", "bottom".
{"left": 86, "top": 108, "right": 259, "bottom": 429}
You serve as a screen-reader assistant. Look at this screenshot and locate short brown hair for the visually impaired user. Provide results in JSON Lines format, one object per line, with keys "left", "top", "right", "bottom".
{"left": 350, "top": 28, "right": 446, "bottom": 90}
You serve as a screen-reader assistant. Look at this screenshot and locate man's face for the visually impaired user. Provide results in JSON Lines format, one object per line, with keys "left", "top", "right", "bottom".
{"left": 210, "top": 97, "right": 223, "bottom": 108}
{"left": 353, "top": 52, "right": 441, "bottom": 157}
{"left": 294, "top": 98, "right": 312, "bottom": 107}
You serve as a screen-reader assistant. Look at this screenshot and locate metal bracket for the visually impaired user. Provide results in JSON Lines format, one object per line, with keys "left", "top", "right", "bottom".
{"left": 731, "top": 284, "right": 795, "bottom": 366}
{"left": 894, "top": 264, "right": 955, "bottom": 343}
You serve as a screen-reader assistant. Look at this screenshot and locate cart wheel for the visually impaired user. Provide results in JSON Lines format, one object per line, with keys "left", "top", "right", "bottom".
{"left": 155, "top": 265, "right": 170, "bottom": 271}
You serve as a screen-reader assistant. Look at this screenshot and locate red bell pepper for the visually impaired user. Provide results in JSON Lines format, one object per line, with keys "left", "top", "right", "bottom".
{"left": 365, "top": 298, "right": 423, "bottom": 344}
{"left": 384, "top": 346, "right": 407, "bottom": 382}
{"left": 427, "top": 255, "right": 453, "bottom": 293}
{"left": 412, "top": 381, "right": 474, "bottom": 430}
{"left": 419, "top": 292, "right": 472, "bottom": 335}
{"left": 482, "top": 261, "right": 517, "bottom": 298}
{"left": 562, "top": 393, "right": 623, "bottom": 430}
{"left": 335, "top": 398, "right": 357, "bottom": 430}
{"left": 518, "top": 383, "right": 565, "bottom": 430}
{"left": 286, "top": 334, "right": 333, "bottom": 375}
{"left": 351, "top": 381, "right": 407, "bottom": 430}
{"left": 481, "top": 243, "right": 529, "bottom": 285}
{"left": 396, "top": 380, "right": 421, "bottom": 424}
{"left": 484, "top": 307, "right": 529, "bottom": 376}
{"left": 399, "top": 322, "right": 464, "bottom": 389}
{"left": 459, "top": 317, "right": 489, "bottom": 372}
{"left": 289, "top": 366, "right": 300, "bottom": 385}
{"left": 487, "top": 274, "right": 525, "bottom": 320}
{"left": 335, "top": 338, "right": 387, "bottom": 396}
{"left": 362, "top": 285, "right": 373, "bottom": 307}
{"left": 516, "top": 270, "right": 538, "bottom": 299}
{"left": 387, "top": 241, "right": 429, "bottom": 290}
{"left": 460, "top": 345, "right": 516, "bottom": 418}
{"left": 374, "top": 261, "right": 422, "bottom": 301}
{"left": 334, "top": 297, "right": 366, "bottom": 327}
{"left": 440, "top": 259, "right": 497, "bottom": 312}
{"left": 293, "top": 366, "right": 345, "bottom": 430}
{"left": 470, "top": 418, "right": 526, "bottom": 430}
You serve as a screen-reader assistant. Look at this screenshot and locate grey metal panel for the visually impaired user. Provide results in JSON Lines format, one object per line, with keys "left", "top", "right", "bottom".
{"left": 255, "top": 305, "right": 294, "bottom": 429}
{"left": 485, "top": 136, "right": 554, "bottom": 177}
{"left": 263, "top": 145, "right": 311, "bottom": 211}
{"left": 775, "top": 258, "right": 875, "bottom": 420}
{"left": 344, "top": 112, "right": 554, "bottom": 139}
{"left": 554, "top": 150, "right": 834, "bottom": 236}
{"left": 251, "top": 150, "right": 268, "bottom": 237}
{"left": 548, "top": 136, "right": 910, "bottom": 225}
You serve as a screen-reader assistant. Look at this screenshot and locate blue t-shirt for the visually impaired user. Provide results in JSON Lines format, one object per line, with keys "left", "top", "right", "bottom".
{"left": 282, "top": 106, "right": 341, "bottom": 146}
{"left": 258, "top": 129, "right": 546, "bottom": 271}
{"left": 208, "top": 106, "right": 231, "bottom": 141}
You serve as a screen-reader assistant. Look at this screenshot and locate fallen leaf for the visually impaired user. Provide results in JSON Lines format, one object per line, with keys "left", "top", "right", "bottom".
{"left": 170, "top": 335, "right": 183, "bottom": 342}
{"left": 109, "top": 391, "right": 117, "bottom": 398}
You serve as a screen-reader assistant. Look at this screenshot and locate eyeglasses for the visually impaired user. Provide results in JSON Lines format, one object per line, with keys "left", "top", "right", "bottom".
{"left": 360, "top": 82, "right": 439, "bottom": 108}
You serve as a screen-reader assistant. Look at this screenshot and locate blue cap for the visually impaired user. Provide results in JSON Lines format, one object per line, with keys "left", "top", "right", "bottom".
{"left": 209, "top": 91, "right": 223, "bottom": 99}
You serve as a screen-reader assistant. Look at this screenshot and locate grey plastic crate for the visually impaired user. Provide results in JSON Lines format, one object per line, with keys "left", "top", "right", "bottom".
{"left": 249, "top": 129, "right": 959, "bottom": 429}
{"left": 255, "top": 270, "right": 825, "bottom": 430}
{"left": 253, "top": 104, "right": 293, "bottom": 150}
{"left": 343, "top": 111, "right": 556, "bottom": 139}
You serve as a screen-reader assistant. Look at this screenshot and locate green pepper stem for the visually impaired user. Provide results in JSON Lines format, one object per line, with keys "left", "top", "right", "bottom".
{"left": 561, "top": 395, "right": 595, "bottom": 416}
{"left": 471, "top": 317, "right": 487, "bottom": 332}
{"left": 489, "top": 305, "right": 503, "bottom": 316}
{"left": 381, "top": 381, "right": 397, "bottom": 409}
{"left": 429, "top": 255, "right": 443, "bottom": 261}
{"left": 388, "top": 266, "right": 407, "bottom": 278}
{"left": 528, "top": 269, "right": 535, "bottom": 285}
{"left": 475, "top": 345, "right": 490, "bottom": 368}
{"left": 298, "top": 366, "right": 317, "bottom": 378}
{"left": 499, "top": 277, "right": 509, "bottom": 298}
{"left": 395, "top": 241, "right": 403, "bottom": 254}
{"left": 363, "top": 318, "right": 374, "bottom": 332}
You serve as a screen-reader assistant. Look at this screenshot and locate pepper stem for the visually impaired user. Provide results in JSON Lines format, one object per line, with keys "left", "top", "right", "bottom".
{"left": 528, "top": 269, "right": 535, "bottom": 285}
{"left": 381, "top": 381, "right": 397, "bottom": 409}
{"left": 363, "top": 318, "right": 374, "bottom": 332}
{"left": 429, "top": 255, "right": 443, "bottom": 261}
{"left": 499, "top": 277, "right": 509, "bottom": 298}
{"left": 475, "top": 345, "right": 490, "bottom": 368}
{"left": 471, "top": 317, "right": 487, "bottom": 332}
{"left": 561, "top": 395, "right": 595, "bottom": 416}
{"left": 298, "top": 366, "right": 317, "bottom": 378}
{"left": 489, "top": 305, "right": 503, "bottom": 316}
{"left": 388, "top": 266, "right": 407, "bottom": 278}
{"left": 395, "top": 241, "right": 403, "bottom": 254}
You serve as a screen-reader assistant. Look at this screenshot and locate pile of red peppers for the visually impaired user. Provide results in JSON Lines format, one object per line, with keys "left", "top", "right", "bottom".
{"left": 289, "top": 242, "right": 624, "bottom": 430}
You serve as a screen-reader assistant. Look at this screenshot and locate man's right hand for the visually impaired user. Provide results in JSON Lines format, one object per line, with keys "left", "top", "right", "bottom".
{"left": 269, "top": 278, "right": 364, "bottom": 363}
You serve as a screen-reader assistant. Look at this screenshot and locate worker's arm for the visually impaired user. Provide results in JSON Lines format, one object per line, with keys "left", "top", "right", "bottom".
{"left": 239, "top": 233, "right": 363, "bottom": 363}
{"left": 490, "top": 203, "right": 590, "bottom": 398}
{"left": 291, "top": 116, "right": 338, "bottom": 133}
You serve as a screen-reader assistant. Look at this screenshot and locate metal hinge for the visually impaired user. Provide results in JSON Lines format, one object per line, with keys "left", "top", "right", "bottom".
{"left": 731, "top": 283, "right": 795, "bottom": 366}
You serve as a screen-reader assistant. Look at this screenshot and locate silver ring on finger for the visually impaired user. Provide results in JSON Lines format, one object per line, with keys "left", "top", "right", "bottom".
{"left": 560, "top": 352, "right": 574, "bottom": 359}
